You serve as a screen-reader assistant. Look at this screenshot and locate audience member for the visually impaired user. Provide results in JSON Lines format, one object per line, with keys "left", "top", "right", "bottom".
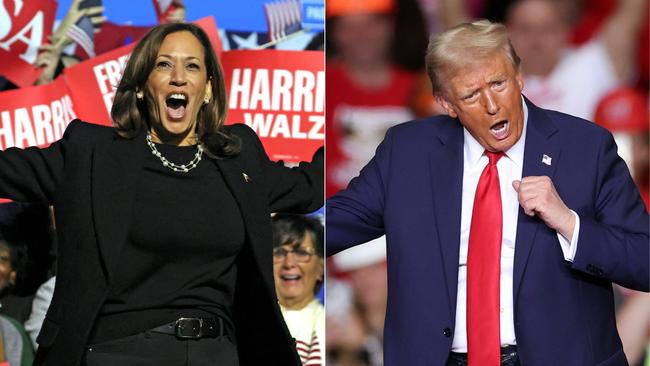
{"left": 0, "top": 240, "right": 31, "bottom": 323}
{"left": 272, "top": 214, "right": 325, "bottom": 366}
{"left": 328, "top": 241, "right": 387, "bottom": 366}
{"left": 326, "top": 0, "right": 428, "bottom": 197}
{"left": 594, "top": 86, "right": 649, "bottom": 207}
{"left": 24, "top": 277, "right": 56, "bottom": 349}
{"left": 0, "top": 315, "right": 34, "bottom": 366}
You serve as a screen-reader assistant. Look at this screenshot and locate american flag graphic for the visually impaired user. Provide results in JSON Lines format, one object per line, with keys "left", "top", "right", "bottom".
{"left": 156, "top": 0, "right": 175, "bottom": 13}
{"left": 153, "top": 0, "right": 185, "bottom": 23}
{"left": 67, "top": 15, "right": 96, "bottom": 58}
{"left": 65, "top": 0, "right": 103, "bottom": 59}
{"left": 264, "top": 0, "right": 303, "bottom": 43}
{"left": 296, "top": 332, "right": 322, "bottom": 366}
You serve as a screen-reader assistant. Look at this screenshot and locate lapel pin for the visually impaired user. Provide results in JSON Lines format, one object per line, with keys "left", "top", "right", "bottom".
{"left": 242, "top": 173, "right": 251, "bottom": 182}
{"left": 542, "top": 154, "right": 552, "bottom": 166}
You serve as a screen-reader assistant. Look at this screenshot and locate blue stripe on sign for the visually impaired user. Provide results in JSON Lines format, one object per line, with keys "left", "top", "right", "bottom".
{"left": 301, "top": 0, "right": 324, "bottom": 31}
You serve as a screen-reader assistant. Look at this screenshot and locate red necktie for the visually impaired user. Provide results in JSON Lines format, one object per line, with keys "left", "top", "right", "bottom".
{"left": 467, "top": 150, "right": 504, "bottom": 366}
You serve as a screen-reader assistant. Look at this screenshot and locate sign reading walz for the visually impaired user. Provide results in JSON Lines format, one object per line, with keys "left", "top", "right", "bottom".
{"left": 223, "top": 50, "right": 324, "bottom": 163}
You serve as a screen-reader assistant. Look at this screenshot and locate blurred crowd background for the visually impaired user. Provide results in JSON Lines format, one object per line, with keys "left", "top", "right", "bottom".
{"left": 325, "top": 0, "right": 649, "bottom": 365}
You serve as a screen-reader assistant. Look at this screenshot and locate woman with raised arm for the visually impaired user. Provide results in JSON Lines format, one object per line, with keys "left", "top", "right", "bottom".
{"left": 0, "top": 22, "right": 322, "bottom": 366}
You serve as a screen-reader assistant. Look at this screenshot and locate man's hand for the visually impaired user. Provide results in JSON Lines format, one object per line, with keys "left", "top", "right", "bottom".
{"left": 512, "top": 176, "right": 575, "bottom": 239}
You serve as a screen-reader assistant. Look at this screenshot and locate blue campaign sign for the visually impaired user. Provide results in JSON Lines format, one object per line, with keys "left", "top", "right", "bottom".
{"left": 301, "top": 0, "right": 324, "bottom": 31}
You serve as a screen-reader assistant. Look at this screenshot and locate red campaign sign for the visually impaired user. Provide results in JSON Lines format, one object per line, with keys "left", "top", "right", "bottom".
{"left": 222, "top": 50, "right": 324, "bottom": 163}
{"left": 63, "top": 16, "right": 223, "bottom": 126}
{"left": 0, "top": 0, "right": 57, "bottom": 87}
{"left": 0, "top": 76, "right": 76, "bottom": 150}
{"left": 196, "top": 15, "right": 223, "bottom": 55}
{"left": 63, "top": 43, "right": 135, "bottom": 127}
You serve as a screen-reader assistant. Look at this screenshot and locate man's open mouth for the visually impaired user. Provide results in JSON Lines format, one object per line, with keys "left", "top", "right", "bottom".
{"left": 489, "top": 120, "right": 509, "bottom": 140}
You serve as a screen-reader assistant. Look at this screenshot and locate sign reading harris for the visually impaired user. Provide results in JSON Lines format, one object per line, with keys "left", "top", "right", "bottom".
{"left": 0, "top": 0, "right": 57, "bottom": 87}
{"left": 222, "top": 50, "right": 324, "bottom": 163}
{"left": 63, "top": 16, "right": 223, "bottom": 127}
{"left": 0, "top": 77, "right": 76, "bottom": 149}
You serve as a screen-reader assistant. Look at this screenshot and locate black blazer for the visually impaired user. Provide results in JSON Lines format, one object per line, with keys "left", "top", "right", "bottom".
{"left": 0, "top": 119, "right": 323, "bottom": 365}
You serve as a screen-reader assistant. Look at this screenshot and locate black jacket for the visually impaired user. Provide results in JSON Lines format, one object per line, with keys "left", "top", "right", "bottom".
{"left": 0, "top": 119, "right": 323, "bottom": 365}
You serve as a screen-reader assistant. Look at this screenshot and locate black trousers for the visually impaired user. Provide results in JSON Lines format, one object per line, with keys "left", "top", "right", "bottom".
{"left": 83, "top": 331, "right": 238, "bottom": 366}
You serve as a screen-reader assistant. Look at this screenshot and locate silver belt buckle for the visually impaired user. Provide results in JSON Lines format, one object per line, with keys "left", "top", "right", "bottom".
{"left": 175, "top": 317, "right": 203, "bottom": 339}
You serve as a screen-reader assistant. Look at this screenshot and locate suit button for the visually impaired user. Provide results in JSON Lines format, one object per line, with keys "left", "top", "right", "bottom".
{"left": 443, "top": 328, "right": 452, "bottom": 337}
{"left": 587, "top": 264, "right": 604, "bottom": 276}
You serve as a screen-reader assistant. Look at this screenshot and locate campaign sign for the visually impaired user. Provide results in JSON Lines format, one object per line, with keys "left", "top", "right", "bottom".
{"left": 63, "top": 43, "right": 135, "bottom": 126}
{"left": 301, "top": 0, "right": 324, "bottom": 31}
{"left": 222, "top": 50, "right": 324, "bottom": 162}
{"left": 0, "top": 76, "right": 76, "bottom": 150}
{"left": 63, "top": 16, "right": 223, "bottom": 126}
{"left": 0, "top": 0, "right": 57, "bottom": 86}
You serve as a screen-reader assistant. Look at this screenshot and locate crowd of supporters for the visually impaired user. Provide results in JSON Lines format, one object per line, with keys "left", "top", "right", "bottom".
{"left": 325, "top": 0, "right": 648, "bottom": 365}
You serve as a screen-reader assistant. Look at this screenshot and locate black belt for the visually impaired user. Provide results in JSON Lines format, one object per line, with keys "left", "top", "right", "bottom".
{"left": 150, "top": 317, "right": 227, "bottom": 339}
{"left": 449, "top": 345, "right": 518, "bottom": 362}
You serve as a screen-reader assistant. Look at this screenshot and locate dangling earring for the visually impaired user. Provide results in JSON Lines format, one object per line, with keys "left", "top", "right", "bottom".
{"left": 136, "top": 90, "right": 144, "bottom": 100}
{"left": 203, "top": 98, "right": 210, "bottom": 105}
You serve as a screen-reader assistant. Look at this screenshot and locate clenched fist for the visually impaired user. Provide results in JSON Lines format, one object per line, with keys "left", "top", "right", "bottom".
{"left": 512, "top": 176, "right": 575, "bottom": 239}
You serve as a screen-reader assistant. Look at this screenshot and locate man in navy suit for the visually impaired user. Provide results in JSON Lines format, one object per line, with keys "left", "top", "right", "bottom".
{"left": 326, "top": 20, "right": 649, "bottom": 366}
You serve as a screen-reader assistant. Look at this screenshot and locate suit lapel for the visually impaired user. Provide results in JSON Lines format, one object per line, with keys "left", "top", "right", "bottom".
{"left": 91, "top": 131, "right": 149, "bottom": 283}
{"left": 429, "top": 120, "right": 464, "bottom": 317}
{"left": 213, "top": 156, "right": 276, "bottom": 294}
{"left": 513, "top": 98, "right": 561, "bottom": 302}
{"left": 90, "top": 130, "right": 273, "bottom": 292}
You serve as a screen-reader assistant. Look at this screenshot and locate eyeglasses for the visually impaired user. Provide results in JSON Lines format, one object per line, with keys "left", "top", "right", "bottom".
{"left": 273, "top": 247, "right": 315, "bottom": 263}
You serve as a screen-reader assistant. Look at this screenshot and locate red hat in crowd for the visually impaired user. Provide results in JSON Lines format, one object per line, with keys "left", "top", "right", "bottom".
{"left": 326, "top": 0, "right": 395, "bottom": 19}
{"left": 594, "top": 87, "right": 649, "bottom": 133}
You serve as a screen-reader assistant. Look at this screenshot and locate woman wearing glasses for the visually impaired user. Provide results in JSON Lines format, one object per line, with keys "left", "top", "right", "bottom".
{"left": 272, "top": 214, "right": 324, "bottom": 366}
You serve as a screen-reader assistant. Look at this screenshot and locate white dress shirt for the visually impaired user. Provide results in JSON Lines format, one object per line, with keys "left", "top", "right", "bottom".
{"left": 451, "top": 98, "right": 580, "bottom": 352}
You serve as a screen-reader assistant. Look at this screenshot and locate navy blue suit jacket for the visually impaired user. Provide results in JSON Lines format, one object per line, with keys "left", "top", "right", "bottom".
{"left": 327, "top": 98, "right": 649, "bottom": 366}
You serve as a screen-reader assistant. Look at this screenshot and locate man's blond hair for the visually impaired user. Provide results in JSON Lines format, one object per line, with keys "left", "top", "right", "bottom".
{"left": 425, "top": 20, "right": 520, "bottom": 95}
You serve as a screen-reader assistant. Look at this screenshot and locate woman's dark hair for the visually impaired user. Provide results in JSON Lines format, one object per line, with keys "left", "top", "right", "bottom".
{"left": 0, "top": 203, "right": 53, "bottom": 296}
{"left": 111, "top": 22, "right": 240, "bottom": 157}
{"left": 272, "top": 214, "right": 324, "bottom": 256}
{"left": 272, "top": 214, "right": 324, "bottom": 293}
{"left": 0, "top": 240, "right": 27, "bottom": 293}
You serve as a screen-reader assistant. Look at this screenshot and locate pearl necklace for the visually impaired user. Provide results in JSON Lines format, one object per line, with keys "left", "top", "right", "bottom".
{"left": 146, "top": 134, "right": 203, "bottom": 173}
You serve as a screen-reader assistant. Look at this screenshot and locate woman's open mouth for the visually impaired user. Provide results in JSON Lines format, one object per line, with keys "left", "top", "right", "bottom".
{"left": 280, "top": 274, "right": 302, "bottom": 284}
{"left": 165, "top": 93, "right": 188, "bottom": 120}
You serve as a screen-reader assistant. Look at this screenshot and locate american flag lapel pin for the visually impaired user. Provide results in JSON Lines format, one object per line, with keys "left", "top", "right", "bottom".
{"left": 542, "top": 154, "right": 552, "bottom": 166}
{"left": 242, "top": 173, "right": 251, "bottom": 182}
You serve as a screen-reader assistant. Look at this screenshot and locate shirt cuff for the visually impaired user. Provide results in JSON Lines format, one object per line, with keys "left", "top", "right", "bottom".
{"left": 556, "top": 210, "right": 580, "bottom": 262}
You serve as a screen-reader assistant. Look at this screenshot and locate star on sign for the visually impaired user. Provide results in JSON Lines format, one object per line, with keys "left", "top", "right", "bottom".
{"left": 232, "top": 33, "right": 259, "bottom": 50}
